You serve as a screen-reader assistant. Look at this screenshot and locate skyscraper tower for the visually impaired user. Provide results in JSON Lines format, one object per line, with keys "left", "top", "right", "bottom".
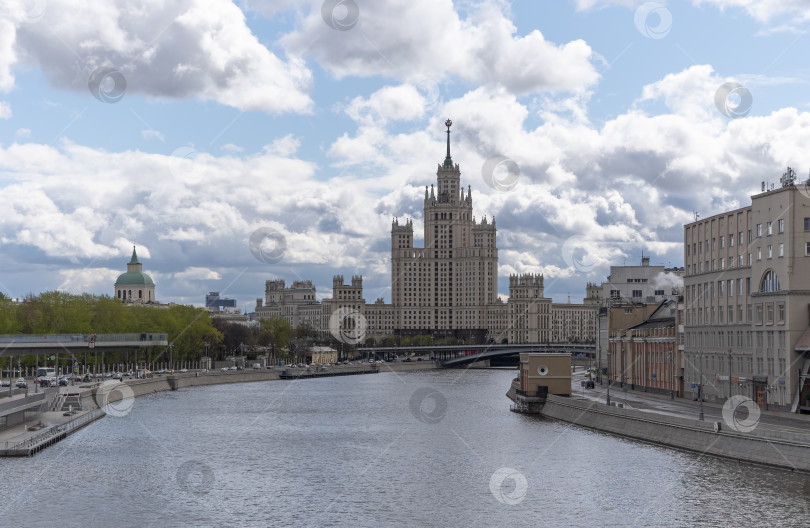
{"left": 390, "top": 119, "right": 498, "bottom": 338}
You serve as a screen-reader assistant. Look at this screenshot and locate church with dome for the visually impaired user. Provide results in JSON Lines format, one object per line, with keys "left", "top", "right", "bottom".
{"left": 114, "top": 246, "right": 156, "bottom": 303}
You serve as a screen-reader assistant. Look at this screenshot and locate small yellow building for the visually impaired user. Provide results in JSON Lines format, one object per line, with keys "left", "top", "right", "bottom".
{"left": 508, "top": 352, "right": 572, "bottom": 412}
{"left": 310, "top": 346, "right": 337, "bottom": 365}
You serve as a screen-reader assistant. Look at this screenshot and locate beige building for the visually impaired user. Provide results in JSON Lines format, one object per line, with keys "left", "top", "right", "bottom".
{"left": 254, "top": 279, "right": 322, "bottom": 330}
{"left": 255, "top": 121, "right": 597, "bottom": 345}
{"left": 683, "top": 169, "right": 810, "bottom": 412}
{"left": 508, "top": 352, "right": 572, "bottom": 413}
{"left": 609, "top": 298, "right": 683, "bottom": 397}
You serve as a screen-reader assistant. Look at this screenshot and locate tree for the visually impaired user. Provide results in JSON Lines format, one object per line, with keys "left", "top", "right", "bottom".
{"left": 256, "top": 317, "right": 292, "bottom": 353}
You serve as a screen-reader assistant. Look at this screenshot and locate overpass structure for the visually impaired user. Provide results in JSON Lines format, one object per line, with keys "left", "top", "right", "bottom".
{"left": 363, "top": 343, "right": 596, "bottom": 367}
{"left": 0, "top": 333, "right": 169, "bottom": 357}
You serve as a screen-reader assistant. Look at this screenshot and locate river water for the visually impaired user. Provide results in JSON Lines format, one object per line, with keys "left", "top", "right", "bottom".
{"left": 1, "top": 369, "right": 808, "bottom": 527}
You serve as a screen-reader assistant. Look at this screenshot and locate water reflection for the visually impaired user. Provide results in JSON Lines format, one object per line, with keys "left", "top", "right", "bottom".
{"left": 1, "top": 369, "right": 808, "bottom": 527}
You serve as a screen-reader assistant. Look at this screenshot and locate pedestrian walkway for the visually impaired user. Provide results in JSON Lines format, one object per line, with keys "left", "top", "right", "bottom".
{"left": 570, "top": 371, "right": 810, "bottom": 440}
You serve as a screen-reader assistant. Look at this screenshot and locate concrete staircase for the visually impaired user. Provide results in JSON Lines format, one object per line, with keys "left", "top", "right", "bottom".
{"left": 60, "top": 395, "right": 83, "bottom": 412}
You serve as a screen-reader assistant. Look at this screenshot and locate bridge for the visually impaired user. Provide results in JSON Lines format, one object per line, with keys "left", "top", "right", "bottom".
{"left": 363, "top": 343, "right": 596, "bottom": 367}
{"left": 0, "top": 333, "right": 169, "bottom": 356}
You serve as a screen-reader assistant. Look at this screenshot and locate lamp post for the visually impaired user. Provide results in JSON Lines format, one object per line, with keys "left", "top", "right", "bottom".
{"left": 168, "top": 343, "right": 173, "bottom": 371}
{"left": 698, "top": 351, "right": 705, "bottom": 421}
{"left": 728, "top": 348, "right": 732, "bottom": 399}
{"left": 606, "top": 344, "right": 611, "bottom": 406}
{"left": 669, "top": 347, "right": 674, "bottom": 400}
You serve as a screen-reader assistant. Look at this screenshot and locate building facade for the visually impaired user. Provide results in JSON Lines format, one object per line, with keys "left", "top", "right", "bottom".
{"left": 254, "top": 279, "right": 322, "bottom": 330}
{"left": 254, "top": 121, "right": 597, "bottom": 345}
{"left": 683, "top": 170, "right": 810, "bottom": 412}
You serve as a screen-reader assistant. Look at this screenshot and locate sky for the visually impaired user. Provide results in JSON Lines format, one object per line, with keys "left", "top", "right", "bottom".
{"left": 1, "top": 0, "right": 810, "bottom": 311}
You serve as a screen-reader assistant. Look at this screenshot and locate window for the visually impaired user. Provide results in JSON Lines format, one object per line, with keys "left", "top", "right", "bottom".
{"left": 767, "top": 245, "right": 772, "bottom": 259}
{"left": 748, "top": 253, "right": 752, "bottom": 266}
{"left": 778, "top": 304, "right": 785, "bottom": 322}
{"left": 718, "top": 281, "right": 724, "bottom": 296}
{"left": 728, "top": 280, "right": 733, "bottom": 297}
{"left": 804, "top": 218, "right": 810, "bottom": 231}
{"left": 806, "top": 241, "right": 810, "bottom": 256}
{"left": 760, "top": 270, "right": 780, "bottom": 292}
{"left": 778, "top": 243, "right": 784, "bottom": 257}
{"left": 767, "top": 304, "right": 774, "bottom": 323}
{"left": 757, "top": 248, "right": 761, "bottom": 260}
{"left": 756, "top": 224, "right": 762, "bottom": 237}
{"left": 767, "top": 221, "right": 772, "bottom": 235}
{"left": 720, "top": 236, "right": 725, "bottom": 248}
{"left": 654, "top": 289, "right": 664, "bottom": 296}
{"left": 610, "top": 290, "right": 620, "bottom": 299}
{"left": 756, "top": 304, "right": 763, "bottom": 324}
{"left": 728, "top": 305, "right": 734, "bottom": 322}
{"left": 778, "top": 219, "right": 784, "bottom": 233}
{"left": 748, "top": 230, "right": 752, "bottom": 243}
{"left": 738, "top": 304, "right": 743, "bottom": 322}
{"left": 738, "top": 278, "right": 743, "bottom": 295}
{"left": 730, "top": 234, "right": 735, "bottom": 247}
{"left": 739, "top": 232, "right": 743, "bottom": 245}
{"left": 632, "top": 290, "right": 642, "bottom": 298}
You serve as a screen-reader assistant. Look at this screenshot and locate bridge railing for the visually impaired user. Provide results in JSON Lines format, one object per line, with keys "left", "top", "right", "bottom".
{"left": 0, "top": 333, "right": 168, "bottom": 344}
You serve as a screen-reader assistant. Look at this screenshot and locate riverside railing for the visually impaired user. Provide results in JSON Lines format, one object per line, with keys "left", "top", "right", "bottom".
{"left": 0, "top": 408, "right": 106, "bottom": 452}
{"left": 0, "top": 333, "right": 168, "bottom": 343}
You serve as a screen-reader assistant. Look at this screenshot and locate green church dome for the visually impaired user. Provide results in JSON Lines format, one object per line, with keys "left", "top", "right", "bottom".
{"left": 115, "top": 246, "right": 155, "bottom": 286}
{"left": 115, "top": 271, "right": 155, "bottom": 286}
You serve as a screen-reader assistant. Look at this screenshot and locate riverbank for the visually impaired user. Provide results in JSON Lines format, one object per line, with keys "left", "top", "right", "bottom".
{"left": 1, "top": 361, "right": 439, "bottom": 456}
{"left": 538, "top": 392, "right": 810, "bottom": 473}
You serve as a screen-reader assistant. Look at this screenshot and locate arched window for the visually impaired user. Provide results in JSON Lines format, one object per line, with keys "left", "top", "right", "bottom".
{"left": 760, "top": 270, "right": 780, "bottom": 293}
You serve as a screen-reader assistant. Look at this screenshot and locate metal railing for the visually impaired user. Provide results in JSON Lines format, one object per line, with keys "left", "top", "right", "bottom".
{"left": 0, "top": 333, "right": 167, "bottom": 343}
{"left": 1, "top": 408, "right": 105, "bottom": 452}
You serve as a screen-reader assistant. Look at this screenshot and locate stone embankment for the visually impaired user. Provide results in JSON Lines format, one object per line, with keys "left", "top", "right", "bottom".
{"left": 540, "top": 395, "right": 810, "bottom": 472}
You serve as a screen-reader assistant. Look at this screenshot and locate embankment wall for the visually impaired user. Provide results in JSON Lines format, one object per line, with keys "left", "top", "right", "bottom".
{"left": 541, "top": 395, "right": 810, "bottom": 472}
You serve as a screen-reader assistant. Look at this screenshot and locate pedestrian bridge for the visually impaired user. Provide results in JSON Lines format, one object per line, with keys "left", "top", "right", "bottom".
{"left": 0, "top": 333, "right": 168, "bottom": 356}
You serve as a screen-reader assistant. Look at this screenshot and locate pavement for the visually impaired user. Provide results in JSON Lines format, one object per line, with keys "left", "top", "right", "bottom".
{"left": 570, "top": 369, "right": 810, "bottom": 440}
{"left": 0, "top": 384, "right": 100, "bottom": 451}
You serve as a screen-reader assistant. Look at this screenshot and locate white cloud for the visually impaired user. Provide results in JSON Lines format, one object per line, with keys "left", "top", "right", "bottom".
{"left": 14, "top": 127, "right": 30, "bottom": 138}
{"left": 283, "top": 0, "right": 598, "bottom": 95}
{"left": 9, "top": 0, "right": 313, "bottom": 113}
{"left": 141, "top": 129, "right": 165, "bottom": 142}
{"left": 221, "top": 143, "right": 244, "bottom": 153}
{"left": 0, "top": 101, "right": 10, "bottom": 118}
{"left": 694, "top": 0, "right": 810, "bottom": 24}
{"left": 57, "top": 267, "right": 121, "bottom": 294}
{"left": 175, "top": 267, "right": 222, "bottom": 280}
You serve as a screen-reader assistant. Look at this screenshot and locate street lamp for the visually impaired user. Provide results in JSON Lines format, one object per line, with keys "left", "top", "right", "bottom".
{"left": 606, "top": 345, "right": 611, "bottom": 406}
{"left": 698, "top": 351, "right": 705, "bottom": 421}
{"left": 728, "top": 348, "right": 732, "bottom": 399}
{"left": 669, "top": 347, "right": 674, "bottom": 400}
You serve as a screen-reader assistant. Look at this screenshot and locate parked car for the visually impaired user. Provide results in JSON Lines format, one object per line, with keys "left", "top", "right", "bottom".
{"left": 228, "top": 366, "right": 237, "bottom": 371}
{"left": 15, "top": 378, "right": 27, "bottom": 388}
{"left": 220, "top": 367, "right": 229, "bottom": 372}
{"left": 58, "top": 378, "right": 68, "bottom": 386}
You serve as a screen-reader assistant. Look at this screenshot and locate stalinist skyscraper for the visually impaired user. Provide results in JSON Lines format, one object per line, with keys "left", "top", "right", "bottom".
{"left": 262, "top": 120, "right": 597, "bottom": 345}
{"left": 389, "top": 119, "right": 500, "bottom": 339}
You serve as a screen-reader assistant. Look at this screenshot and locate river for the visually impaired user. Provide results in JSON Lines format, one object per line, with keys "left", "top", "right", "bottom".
{"left": 1, "top": 369, "right": 808, "bottom": 527}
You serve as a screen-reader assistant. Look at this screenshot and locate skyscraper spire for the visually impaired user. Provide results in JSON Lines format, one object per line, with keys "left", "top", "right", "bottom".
{"left": 443, "top": 118, "right": 453, "bottom": 168}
